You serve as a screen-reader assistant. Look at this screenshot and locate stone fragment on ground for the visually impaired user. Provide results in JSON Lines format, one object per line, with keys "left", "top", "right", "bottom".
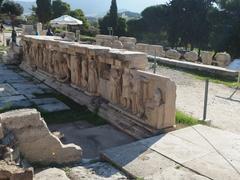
{"left": 0, "top": 109, "right": 82, "bottom": 165}
{"left": 34, "top": 168, "right": 70, "bottom": 180}
{"left": 0, "top": 160, "right": 33, "bottom": 180}
{"left": 68, "top": 162, "right": 128, "bottom": 180}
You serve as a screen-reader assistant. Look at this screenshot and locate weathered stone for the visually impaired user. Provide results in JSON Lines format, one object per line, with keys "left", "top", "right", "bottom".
{"left": 215, "top": 52, "right": 231, "bottom": 67}
{"left": 148, "top": 45, "right": 165, "bottom": 57}
{"left": 119, "top": 36, "right": 137, "bottom": 50}
{"left": 119, "top": 36, "right": 137, "bottom": 44}
{"left": 184, "top": 51, "right": 198, "bottom": 62}
{"left": 112, "top": 40, "right": 123, "bottom": 49}
{"left": 0, "top": 161, "right": 33, "bottom": 180}
{"left": 201, "top": 51, "right": 214, "bottom": 65}
{"left": 96, "top": 35, "right": 118, "bottom": 47}
{"left": 0, "top": 109, "right": 82, "bottom": 165}
{"left": 69, "top": 162, "right": 128, "bottom": 180}
{"left": 20, "top": 35, "right": 176, "bottom": 131}
{"left": 22, "top": 25, "right": 34, "bottom": 35}
{"left": 34, "top": 168, "right": 70, "bottom": 180}
{"left": 166, "top": 49, "right": 181, "bottom": 60}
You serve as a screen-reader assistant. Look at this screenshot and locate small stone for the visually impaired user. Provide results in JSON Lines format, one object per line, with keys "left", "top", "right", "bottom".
{"left": 166, "top": 49, "right": 181, "bottom": 60}
{"left": 34, "top": 168, "right": 70, "bottom": 180}
{"left": 215, "top": 52, "right": 231, "bottom": 67}
{"left": 184, "top": 51, "right": 198, "bottom": 62}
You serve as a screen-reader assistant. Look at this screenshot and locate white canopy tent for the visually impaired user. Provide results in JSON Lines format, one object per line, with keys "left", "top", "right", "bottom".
{"left": 50, "top": 15, "right": 83, "bottom": 27}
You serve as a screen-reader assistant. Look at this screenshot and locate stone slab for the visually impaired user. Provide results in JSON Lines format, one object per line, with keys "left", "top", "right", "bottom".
{"left": 0, "top": 95, "right": 27, "bottom": 103}
{"left": 148, "top": 56, "right": 238, "bottom": 79}
{"left": 0, "top": 83, "right": 18, "bottom": 97}
{"left": 102, "top": 125, "right": 240, "bottom": 180}
{"left": 31, "top": 98, "right": 65, "bottom": 105}
{"left": 49, "top": 124, "right": 135, "bottom": 159}
{"left": 69, "top": 162, "right": 128, "bottom": 180}
{"left": 37, "top": 102, "right": 70, "bottom": 113}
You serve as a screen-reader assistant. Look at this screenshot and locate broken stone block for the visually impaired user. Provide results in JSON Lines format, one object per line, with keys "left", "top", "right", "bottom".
{"left": 201, "top": 51, "right": 214, "bottom": 65}
{"left": 166, "top": 49, "right": 181, "bottom": 60}
{"left": 215, "top": 52, "right": 231, "bottom": 67}
{"left": 0, "top": 160, "right": 33, "bottom": 180}
{"left": 0, "top": 109, "right": 82, "bottom": 165}
{"left": 112, "top": 40, "right": 123, "bottom": 49}
{"left": 184, "top": 51, "right": 198, "bottom": 62}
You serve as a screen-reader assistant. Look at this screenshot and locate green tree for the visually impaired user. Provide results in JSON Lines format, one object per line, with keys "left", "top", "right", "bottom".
{"left": 212, "top": 0, "right": 240, "bottom": 58}
{"left": 69, "top": 9, "right": 89, "bottom": 30}
{"left": 1, "top": 0, "right": 23, "bottom": 29}
{"left": 168, "top": 0, "right": 213, "bottom": 50}
{"left": 109, "top": 0, "right": 118, "bottom": 34}
{"left": 52, "top": 0, "right": 70, "bottom": 19}
{"left": 36, "top": 0, "right": 52, "bottom": 24}
{"left": 99, "top": 0, "right": 127, "bottom": 36}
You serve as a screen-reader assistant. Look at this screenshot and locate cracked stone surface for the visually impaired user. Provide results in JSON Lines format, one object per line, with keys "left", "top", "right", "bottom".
{"left": 0, "top": 64, "right": 69, "bottom": 113}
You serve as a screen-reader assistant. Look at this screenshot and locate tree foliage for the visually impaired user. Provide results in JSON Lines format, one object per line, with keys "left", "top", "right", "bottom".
{"left": 0, "top": 0, "right": 23, "bottom": 28}
{"left": 99, "top": 0, "right": 127, "bottom": 36}
{"left": 36, "top": 0, "right": 52, "bottom": 24}
{"left": 69, "top": 9, "right": 89, "bottom": 30}
{"left": 52, "top": 0, "right": 70, "bottom": 19}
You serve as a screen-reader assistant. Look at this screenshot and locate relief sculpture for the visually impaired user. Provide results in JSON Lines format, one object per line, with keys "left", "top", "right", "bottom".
{"left": 21, "top": 36, "right": 176, "bottom": 130}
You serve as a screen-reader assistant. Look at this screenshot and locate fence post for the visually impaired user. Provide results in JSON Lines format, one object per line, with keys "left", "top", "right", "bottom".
{"left": 153, "top": 50, "right": 157, "bottom": 74}
{"left": 203, "top": 79, "right": 209, "bottom": 120}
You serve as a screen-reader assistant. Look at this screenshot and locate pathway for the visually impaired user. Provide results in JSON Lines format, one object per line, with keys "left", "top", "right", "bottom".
{"left": 103, "top": 125, "right": 240, "bottom": 180}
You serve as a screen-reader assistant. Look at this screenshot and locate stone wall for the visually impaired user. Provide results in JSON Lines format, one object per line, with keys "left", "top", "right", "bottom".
{"left": 96, "top": 35, "right": 232, "bottom": 67}
{"left": 20, "top": 35, "right": 176, "bottom": 131}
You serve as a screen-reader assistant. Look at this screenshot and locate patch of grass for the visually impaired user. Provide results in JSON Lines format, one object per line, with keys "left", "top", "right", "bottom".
{"left": 192, "top": 74, "right": 240, "bottom": 88}
{"left": 33, "top": 92, "right": 106, "bottom": 126}
{"left": 176, "top": 111, "right": 203, "bottom": 126}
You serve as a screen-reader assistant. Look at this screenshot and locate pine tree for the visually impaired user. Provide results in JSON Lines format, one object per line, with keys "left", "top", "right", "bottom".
{"left": 36, "top": 0, "right": 52, "bottom": 24}
{"left": 109, "top": 0, "right": 118, "bottom": 34}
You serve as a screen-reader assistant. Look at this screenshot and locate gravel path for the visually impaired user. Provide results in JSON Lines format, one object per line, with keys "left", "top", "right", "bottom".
{"left": 148, "top": 65, "right": 240, "bottom": 134}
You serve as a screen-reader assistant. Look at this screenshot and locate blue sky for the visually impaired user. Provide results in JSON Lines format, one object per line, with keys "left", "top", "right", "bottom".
{"left": 18, "top": 0, "right": 169, "bottom": 15}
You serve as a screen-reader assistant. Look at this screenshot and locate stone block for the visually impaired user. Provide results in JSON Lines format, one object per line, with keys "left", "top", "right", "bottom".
{"left": 166, "top": 49, "right": 181, "bottom": 60}
{"left": 0, "top": 109, "right": 82, "bottom": 165}
{"left": 201, "top": 51, "right": 214, "bottom": 65}
{"left": 119, "top": 36, "right": 137, "bottom": 43}
{"left": 184, "top": 51, "right": 198, "bottom": 62}
{"left": 112, "top": 40, "right": 123, "bottom": 49}
{"left": 215, "top": 52, "right": 231, "bottom": 67}
{"left": 148, "top": 45, "right": 165, "bottom": 57}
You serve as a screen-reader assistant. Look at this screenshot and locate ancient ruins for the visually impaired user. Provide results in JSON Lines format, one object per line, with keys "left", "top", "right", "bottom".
{"left": 20, "top": 35, "right": 176, "bottom": 132}
{"left": 96, "top": 35, "right": 232, "bottom": 67}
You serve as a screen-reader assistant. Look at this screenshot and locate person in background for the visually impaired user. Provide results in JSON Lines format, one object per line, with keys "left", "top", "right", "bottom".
{"left": 0, "top": 24, "right": 4, "bottom": 33}
{"left": 46, "top": 27, "right": 54, "bottom": 36}
{"left": 11, "top": 28, "right": 17, "bottom": 44}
